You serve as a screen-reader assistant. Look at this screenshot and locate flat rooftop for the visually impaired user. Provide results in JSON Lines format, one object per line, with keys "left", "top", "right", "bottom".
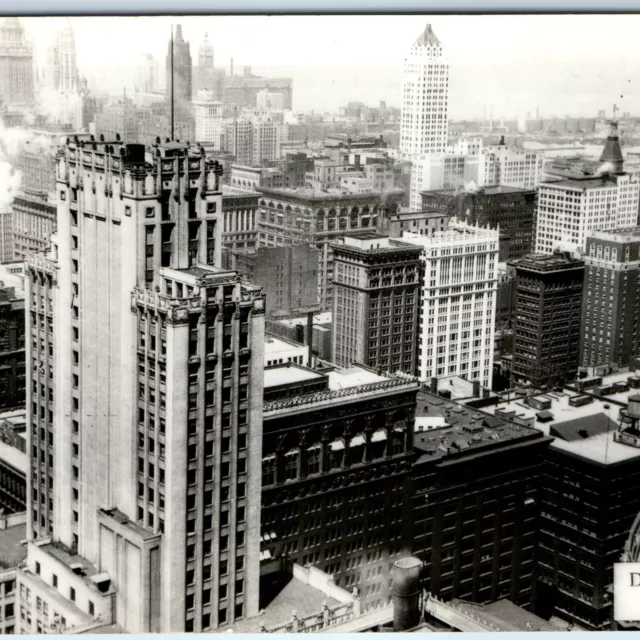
{"left": 264, "top": 364, "right": 324, "bottom": 388}
{"left": 413, "top": 392, "right": 541, "bottom": 464}
{"left": 0, "top": 523, "right": 27, "bottom": 569}
{"left": 327, "top": 367, "right": 387, "bottom": 390}
{"left": 264, "top": 335, "right": 306, "bottom": 357}
{"left": 510, "top": 252, "right": 584, "bottom": 271}
{"left": 540, "top": 176, "right": 622, "bottom": 190}
{"left": 0, "top": 440, "right": 28, "bottom": 475}
{"left": 484, "top": 377, "right": 640, "bottom": 464}
{"left": 589, "top": 227, "right": 640, "bottom": 243}
{"left": 450, "top": 599, "right": 557, "bottom": 632}
{"left": 273, "top": 311, "right": 332, "bottom": 327}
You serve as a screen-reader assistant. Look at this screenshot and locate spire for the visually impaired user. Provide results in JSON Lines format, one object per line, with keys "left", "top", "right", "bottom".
{"left": 413, "top": 23, "right": 442, "bottom": 48}
{"left": 599, "top": 121, "right": 624, "bottom": 174}
{"left": 175, "top": 24, "right": 184, "bottom": 42}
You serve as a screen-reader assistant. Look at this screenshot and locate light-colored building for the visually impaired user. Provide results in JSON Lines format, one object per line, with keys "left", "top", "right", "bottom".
{"left": 0, "top": 18, "right": 34, "bottom": 108}
{"left": 263, "top": 334, "right": 307, "bottom": 367}
{"left": 256, "top": 89, "right": 284, "bottom": 111}
{"left": 193, "top": 90, "right": 224, "bottom": 147}
{"left": 535, "top": 123, "right": 640, "bottom": 256}
{"left": 400, "top": 23, "right": 449, "bottom": 157}
{"left": 483, "top": 138, "right": 544, "bottom": 190}
{"left": 20, "top": 138, "right": 266, "bottom": 632}
{"left": 0, "top": 211, "right": 12, "bottom": 264}
{"left": 134, "top": 53, "right": 159, "bottom": 93}
{"left": 402, "top": 218, "right": 499, "bottom": 388}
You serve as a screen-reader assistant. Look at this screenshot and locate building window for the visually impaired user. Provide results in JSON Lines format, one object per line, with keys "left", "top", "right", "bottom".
{"left": 70, "top": 587, "right": 76, "bottom": 602}
{"left": 307, "top": 444, "right": 321, "bottom": 475}
{"left": 329, "top": 439, "right": 345, "bottom": 468}
{"left": 284, "top": 450, "right": 299, "bottom": 481}
{"left": 262, "top": 455, "right": 276, "bottom": 486}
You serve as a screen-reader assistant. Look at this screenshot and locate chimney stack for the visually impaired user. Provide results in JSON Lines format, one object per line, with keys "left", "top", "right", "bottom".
{"left": 392, "top": 557, "right": 423, "bottom": 631}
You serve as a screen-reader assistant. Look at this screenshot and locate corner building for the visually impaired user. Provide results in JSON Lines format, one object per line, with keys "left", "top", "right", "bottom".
{"left": 19, "top": 137, "right": 266, "bottom": 633}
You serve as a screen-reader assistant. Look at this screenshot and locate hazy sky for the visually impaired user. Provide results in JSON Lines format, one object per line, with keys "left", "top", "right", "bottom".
{"left": 19, "top": 15, "right": 640, "bottom": 118}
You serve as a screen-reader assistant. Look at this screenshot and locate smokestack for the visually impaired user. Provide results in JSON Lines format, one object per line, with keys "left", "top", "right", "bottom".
{"left": 499, "top": 135, "right": 506, "bottom": 146}
{"left": 392, "top": 557, "right": 423, "bottom": 631}
{"left": 230, "top": 57, "right": 234, "bottom": 76}
{"left": 472, "top": 379, "right": 480, "bottom": 398}
{"left": 430, "top": 377, "right": 438, "bottom": 394}
{"left": 307, "top": 311, "right": 313, "bottom": 367}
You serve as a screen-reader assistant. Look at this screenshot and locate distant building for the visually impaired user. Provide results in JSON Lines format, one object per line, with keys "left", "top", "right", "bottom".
{"left": 580, "top": 228, "right": 640, "bottom": 369}
{"left": 403, "top": 219, "right": 499, "bottom": 389}
{"left": 134, "top": 53, "right": 159, "bottom": 93}
{"left": 165, "top": 24, "right": 192, "bottom": 109}
{"left": 510, "top": 252, "right": 584, "bottom": 389}
{"left": 535, "top": 123, "right": 640, "bottom": 256}
{"left": 221, "top": 189, "right": 259, "bottom": 254}
{"left": 260, "top": 363, "right": 419, "bottom": 611}
{"left": 332, "top": 234, "right": 421, "bottom": 375}
{"left": 483, "top": 138, "right": 544, "bottom": 189}
{"left": 223, "top": 75, "right": 292, "bottom": 111}
{"left": 256, "top": 186, "right": 404, "bottom": 311}
{"left": 400, "top": 24, "right": 449, "bottom": 157}
{"left": 0, "top": 280, "right": 24, "bottom": 413}
{"left": 266, "top": 311, "right": 333, "bottom": 362}
{"left": 256, "top": 89, "right": 284, "bottom": 111}
{"left": 193, "top": 90, "right": 224, "bottom": 146}
{"left": 421, "top": 186, "right": 537, "bottom": 261}
{"left": 0, "top": 18, "right": 34, "bottom": 107}
{"left": 195, "top": 32, "right": 214, "bottom": 95}
{"left": 0, "top": 211, "right": 12, "bottom": 264}
{"left": 45, "top": 23, "right": 78, "bottom": 93}
{"left": 388, "top": 210, "right": 449, "bottom": 238}
{"left": 232, "top": 244, "right": 318, "bottom": 318}
{"left": 94, "top": 97, "right": 139, "bottom": 141}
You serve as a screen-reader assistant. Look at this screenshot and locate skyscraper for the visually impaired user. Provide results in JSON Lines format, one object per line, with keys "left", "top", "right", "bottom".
{"left": 510, "top": 252, "right": 584, "bottom": 389}
{"left": 166, "top": 24, "right": 193, "bottom": 109}
{"left": 0, "top": 18, "right": 34, "bottom": 107}
{"left": 196, "top": 33, "right": 214, "bottom": 93}
{"left": 46, "top": 22, "right": 78, "bottom": 93}
{"left": 580, "top": 228, "right": 640, "bottom": 370}
{"left": 332, "top": 233, "right": 421, "bottom": 375}
{"left": 18, "top": 137, "right": 266, "bottom": 633}
{"left": 402, "top": 219, "right": 499, "bottom": 389}
{"left": 400, "top": 23, "right": 449, "bottom": 157}
{"left": 135, "top": 53, "right": 159, "bottom": 93}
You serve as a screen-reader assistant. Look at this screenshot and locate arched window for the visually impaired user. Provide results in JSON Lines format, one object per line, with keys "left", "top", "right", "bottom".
{"left": 284, "top": 449, "right": 300, "bottom": 481}
{"left": 307, "top": 443, "right": 322, "bottom": 476}
{"left": 392, "top": 425, "right": 406, "bottom": 455}
{"left": 262, "top": 454, "right": 276, "bottom": 486}
{"left": 371, "top": 429, "right": 387, "bottom": 459}
{"left": 349, "top": 433, "right": 365, "bottom": 465}
{"left": 329, "top": 438, "right": 345, "bottom": 469}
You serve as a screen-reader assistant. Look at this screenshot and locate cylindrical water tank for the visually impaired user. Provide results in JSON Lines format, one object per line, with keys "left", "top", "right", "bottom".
{"left": 629, "top": 395, "right": 640, "bottom": 420}
{"left": 392, "top": 557, "right": 422, "bottom": 631}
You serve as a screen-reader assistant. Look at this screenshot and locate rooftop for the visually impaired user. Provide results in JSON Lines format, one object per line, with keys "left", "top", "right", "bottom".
{"left": 413, "top": 23, "right": 442, "bottom": 48}
{"left": 413, "top": 391, "right": 544, "bottom": 464}
{"left": 264, "top": 364, "right": 324, "bottom": 388}
{"left": 588, "top": 227, "right": 640, "bottom": 243}
{"left": 0, "top": 523, "right": 27, "bottom": 569}
{"left": 423, "top": 185, "right": 533, "bottom": 196}
{"left": 484, "top": 374, "right": 640, "bottom": 465}
{"left": 449, "top": 599, "right": 557, "bottom": 632}
{"left": 510, "top": 252, "right": 584, "bottom": 272}
{"left": 327, "top": 366, "right": 387, "bottom": 390}
{"left": 0, "top": 439, "right": 27, "bottom": 474}
{"left": 264, "top": 335, "right": 307, "bottom": 357}
{"left": 225, "top": 572, "right": 339, "bottom": 633}
{"left": 273, "top": 311, "right": 332, "bottom": 327}
{"left": 540, "top": 175, "right": 623, "bottom": 190}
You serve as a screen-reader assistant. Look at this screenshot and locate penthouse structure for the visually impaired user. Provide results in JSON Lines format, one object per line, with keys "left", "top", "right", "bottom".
{"left": 260, "top": 362, "right": 419, "bottom": 612}
{"left": 256, "top": 186, "right": 404, "bottom": 311}
{"left": 403, "top": 219, "right": 499, "bottom": 389}
{"left": 535, "top": 123, "right": 640, "bottom": 256}
{"left": 510, "top": 252, "right": 584, "bottom": 389}
{"left": 332, "top": 234, "right": 421, "bottom": 375}
{"left": 19, "top": 136, "right": 266, "bottom": 633}
{"left": 580, "top": 228, "right": 640, "bottom": 369}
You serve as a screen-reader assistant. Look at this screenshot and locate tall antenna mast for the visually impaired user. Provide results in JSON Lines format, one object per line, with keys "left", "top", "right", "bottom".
{"left": 171, "top": 24, "right": 175, "bottom": 140}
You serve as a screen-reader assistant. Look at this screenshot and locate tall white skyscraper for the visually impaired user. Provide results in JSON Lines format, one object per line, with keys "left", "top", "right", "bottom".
{"left": 46, "top": 21, "right": 78, "bottom": 93}
{"left": 400, "top": 23, "right": 449, "bottom": 158}
{"left": 403, "top": 219, "right": 499, "bottom": 389}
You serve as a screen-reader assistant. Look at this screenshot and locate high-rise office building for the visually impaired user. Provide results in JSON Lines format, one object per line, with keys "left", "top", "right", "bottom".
{"left": 0, "top": 280, "right": 25, "bottom": 412}
{"left": 510, "top": 252, "right": 584, "bottom": 389}
{"left": 46, "top": 22, "right": 78, "bottom": 94}
{"left": 580, "top": 228, "right": 640, "bottom": 369}
{"left": 135, "top": 53, "right": 159, "bottom": 93}
{"left": 193, "top": 91, "right": 224, "bottom": 147}
{"left": 400, "top": 23, "right": 449, "bottom": 157}
{"left": 482, "top": 138, "right": 544, "bottom": 190}
{"left": 0, "top": 18, "right": 34, "bottom": 107}
{"left": 0, "top": 211, "right": 12, "bottom": 264}
{"left": 196, "top": 33, "right": 214, "bottom": 94}
{"left": 332, "top": 234, "right": 421, "bottom": 375}
{"left": 535, "top": 123, "right": 640, "bottom": 256}
{"left": 17, "top": 137, "right": 266, "bottom": 633}
{"left": 166, "top": 25, "right": 192, "bottom": 110}
{"left": 403, "top": 219, "right": 498, "bottom": 389}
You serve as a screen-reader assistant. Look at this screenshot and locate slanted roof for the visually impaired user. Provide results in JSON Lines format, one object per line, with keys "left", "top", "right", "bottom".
{"left": 414, "top": 23, "right": 441, "bottom": 48}
{"left": 550, "top": 413, "right": 616, "bottom": 442}
{"left": 600, "top": 122, "right": 624, "bottom": 165}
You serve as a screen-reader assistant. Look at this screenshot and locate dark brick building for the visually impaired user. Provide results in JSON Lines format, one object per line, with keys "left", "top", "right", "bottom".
{"left": 420, "top": 186, "right": 536, "bottom": 262}
{"left": 259, "top": 363, "right": 418, "bottom": 612}
{"left": 580, "top": 228, "right": 640, "bottom": 369}
{"left": 410, "top": 390, "right": 550, "bottom": 609}
{"left": 510, "top": 253, "right": 584, "bottom": 389}
{"left": 0, "top": 283, "right": 24, "bottom": 411}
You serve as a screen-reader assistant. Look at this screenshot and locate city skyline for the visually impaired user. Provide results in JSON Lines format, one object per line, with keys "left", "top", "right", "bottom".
{"left": 16, "top": 14, "right": 640, "bottom": 118}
